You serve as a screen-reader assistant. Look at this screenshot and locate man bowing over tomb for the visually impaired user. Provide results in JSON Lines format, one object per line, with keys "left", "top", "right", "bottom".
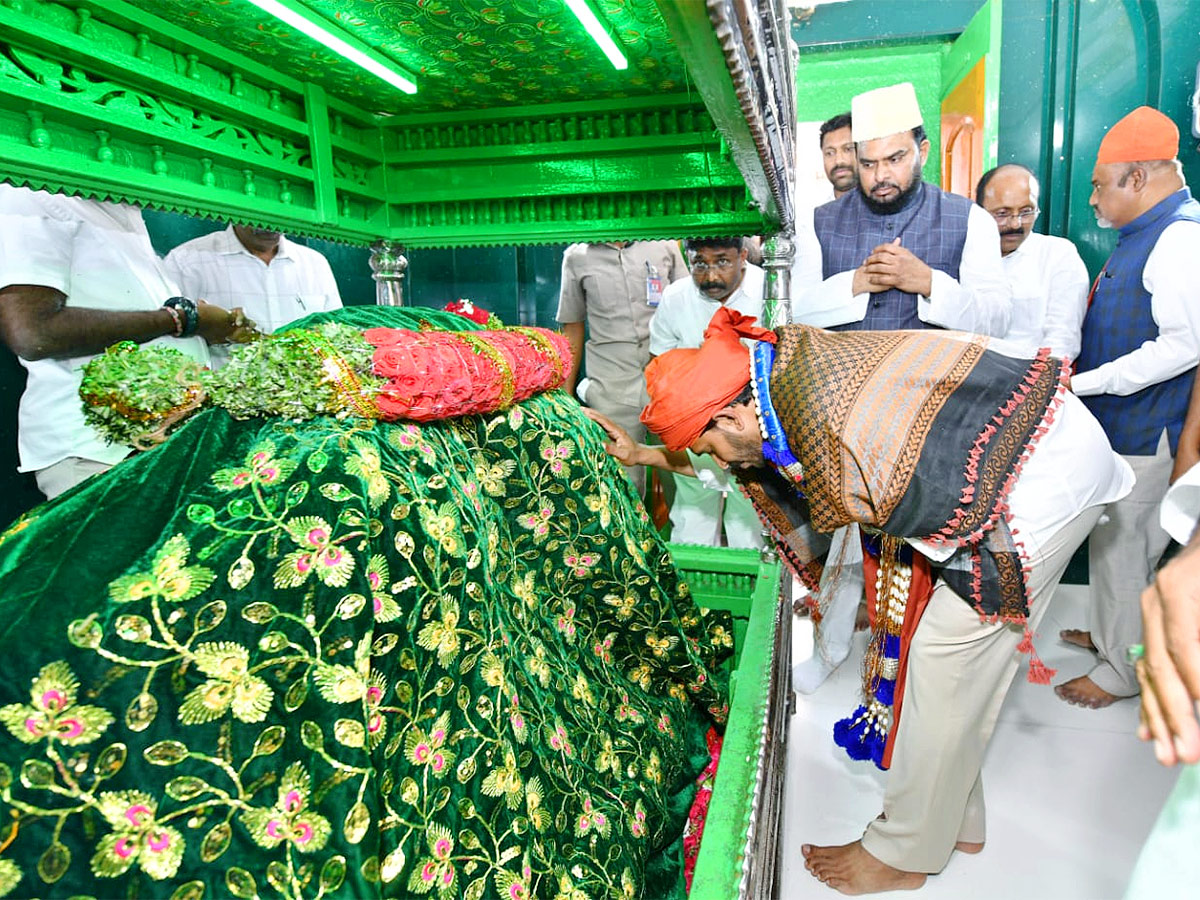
{"left": 793, "top": 81, "right": 1010, "bottom": 336}
{"left": 588, "top": 309, "right": 1130, "bottom": 894}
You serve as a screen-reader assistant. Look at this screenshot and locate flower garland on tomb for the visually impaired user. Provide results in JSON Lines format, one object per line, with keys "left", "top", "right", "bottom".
{"left": 80, "top": 314, "right": 571, "bottom": 448}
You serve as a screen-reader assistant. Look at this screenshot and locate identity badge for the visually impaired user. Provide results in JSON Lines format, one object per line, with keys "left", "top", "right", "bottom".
{"left": 645, "top": 262, "right": 664, "bottom": 307}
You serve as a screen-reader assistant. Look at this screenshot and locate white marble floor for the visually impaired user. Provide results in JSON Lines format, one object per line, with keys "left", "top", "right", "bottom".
{"left": 777, "top": 584, "right": 1182, "bottom": 900}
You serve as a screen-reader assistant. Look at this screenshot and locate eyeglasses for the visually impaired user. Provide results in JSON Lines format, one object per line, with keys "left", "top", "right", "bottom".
{"left": 691, "top": 259, "right": 736, "bottom": 273}
{"left": 989, "top": 207, "right": 1039, "bottom": 224}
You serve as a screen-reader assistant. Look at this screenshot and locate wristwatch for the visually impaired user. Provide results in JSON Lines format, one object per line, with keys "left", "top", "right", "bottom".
{"left": 163, "top": 296, "right": 199, "bottom": 338}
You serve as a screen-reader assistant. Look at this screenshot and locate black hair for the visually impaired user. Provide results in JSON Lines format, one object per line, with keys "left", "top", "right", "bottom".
{"left": 819, "top": 112, "right": 853, "bottom": 146}
{"left": 703, "top": 382, "right": 756, "bottom": 433}
{"left": 684, "top": 236, "right": 745, "bottom": 254}
{"left": 975, "top": 163, "right": 1036, "bottom": 205}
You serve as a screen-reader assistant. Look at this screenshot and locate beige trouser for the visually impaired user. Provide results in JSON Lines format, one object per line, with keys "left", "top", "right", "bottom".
{"left": 34, "top": 456, "right": 114, "bottom": 500}
{"left": 861, "top": 505, "right": 1103, "bottom": 874}
{"left": 1086, "top": 431, "right": 1173, "bottom": 696}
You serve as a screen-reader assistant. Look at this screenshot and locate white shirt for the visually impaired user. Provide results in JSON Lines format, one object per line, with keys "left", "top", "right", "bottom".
{"left": 649, "top": 264, "right": 766, "bottom": 548}
{"left": 649, "top": 263, "right": 765, "bottom": 355}
{"left": 165, "top": 225, "right": 342, "bottom": 367}
{"left": 999, "top": 231, "right": 1090, "bottom": 360}
{"left": 0, "top": 184, "right": 209, "bottom": 472}
{"left": 791, "top": 201, "right": 1012, "bottom": 336}
{"left": 1072, "top": 220, "right": 1200, "bottom": 397}
{"left": 1161, "top": 465, "right": 1200, "bottom": 542}
{"left": 1161, "top": 461, "right": 1200, "bottom": 544}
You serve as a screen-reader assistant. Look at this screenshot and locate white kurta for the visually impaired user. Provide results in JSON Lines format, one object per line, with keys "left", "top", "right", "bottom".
{"left": 791, "top": 201, "right": 1011, "bottom": 336}
{"left": 649, "top": 265, "right": 766, "bottom": 548}
{"left": 0, "top": 184, "right": 209, "bottom": 472}
{"left": 998, "top": 231, "right": 1090, "bottom": 360}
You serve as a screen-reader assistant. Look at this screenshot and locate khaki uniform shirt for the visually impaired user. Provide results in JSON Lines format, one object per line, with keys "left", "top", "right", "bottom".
{"left": 556, "top": 241, "right": 686, "bottom": 407}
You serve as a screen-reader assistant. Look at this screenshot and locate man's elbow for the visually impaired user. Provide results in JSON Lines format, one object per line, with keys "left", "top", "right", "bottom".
{"left": 0, "top": 320, "right": 50, "bottom": 361}
{"left": 0, "top": 285, "right": 66, "bottom": 361}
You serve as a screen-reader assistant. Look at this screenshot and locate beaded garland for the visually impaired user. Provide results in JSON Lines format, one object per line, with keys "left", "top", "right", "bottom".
{"left": 833, "top": 533, "right": 912, "bottom": 769}
{"left": 749, "top": 337, "right": 915, "bottom": 768}
{"left": 751, "top": 340, "right": 803, "bottom": 482}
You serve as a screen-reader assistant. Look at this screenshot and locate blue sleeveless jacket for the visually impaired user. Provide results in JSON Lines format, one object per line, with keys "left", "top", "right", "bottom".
{"left": 813, "top": 181, "right": 972, "bottom": 331}
{"left": 1077, "top": 188, "right": 1200, "bottom": 456}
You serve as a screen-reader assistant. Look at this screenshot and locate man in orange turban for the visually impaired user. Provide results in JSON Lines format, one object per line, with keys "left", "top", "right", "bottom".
{"left": 1058, "top": 106, "right": 1200, "bottom": 711}
{"left": 590, "top": 305, "right": 1133, "bottom": 894}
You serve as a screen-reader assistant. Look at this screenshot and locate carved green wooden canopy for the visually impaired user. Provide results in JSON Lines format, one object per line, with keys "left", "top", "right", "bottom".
{"left": 0, "top": 0, "right": 794, "bottom": 247}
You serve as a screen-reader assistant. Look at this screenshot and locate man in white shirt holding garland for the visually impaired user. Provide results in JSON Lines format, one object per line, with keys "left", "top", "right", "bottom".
{"left": 649, "top": 237, "right": 765, "bottom": 548}
{"left": 0, "top": 184, "right": 254, "bottom": 500}
{"left": 790, "top": 82, "right": 1011, "bottom": 693}
{"left": 976, "top": 163, "right": 1090, "bottom": 360}
{"left": 165, "top": 224, "right": 342, "bottom": 368}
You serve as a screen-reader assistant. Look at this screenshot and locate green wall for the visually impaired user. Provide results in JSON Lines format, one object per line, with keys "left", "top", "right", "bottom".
{"left": 796, "top": 42, "right": 948, "bottom": 184}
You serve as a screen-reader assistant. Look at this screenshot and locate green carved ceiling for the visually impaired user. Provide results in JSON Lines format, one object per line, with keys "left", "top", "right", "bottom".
{"left": 0, "top": 0, "right": 790, "bottom": 246}
{"left": 129, "top": 0, "right": 690, "bottom": 114}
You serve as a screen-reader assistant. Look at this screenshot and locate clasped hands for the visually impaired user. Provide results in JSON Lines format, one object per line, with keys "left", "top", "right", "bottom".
{"left": 851, "top": 238, "right": 934, "bottom": 298}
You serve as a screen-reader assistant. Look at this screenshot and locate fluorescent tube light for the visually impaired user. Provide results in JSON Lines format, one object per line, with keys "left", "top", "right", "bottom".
{"left": 564, "top": 0, "right": 628, "bottom": 70}
{"left": 243, "top": 0, "right": 417, "bottom": 94}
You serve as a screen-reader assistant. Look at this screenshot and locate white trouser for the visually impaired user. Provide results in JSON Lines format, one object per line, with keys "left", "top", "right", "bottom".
{"left": 1086, "top": 430, "right": 1173, "bottom": 696}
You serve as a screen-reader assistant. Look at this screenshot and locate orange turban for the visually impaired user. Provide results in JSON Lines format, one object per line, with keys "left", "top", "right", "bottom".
{"left": 1097, "top": 106, "right": 1179, "bottom": 164}
{"left": 641, "top": 307, "right": 775, "bottom": 451}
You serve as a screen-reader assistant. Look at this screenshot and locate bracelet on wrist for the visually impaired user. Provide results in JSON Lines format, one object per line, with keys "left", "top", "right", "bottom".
{"left": 163, "top": 296, "right": 199, "bottom": 338}
{"left": 163, "top": 304, "right": 184, "bottom": 337}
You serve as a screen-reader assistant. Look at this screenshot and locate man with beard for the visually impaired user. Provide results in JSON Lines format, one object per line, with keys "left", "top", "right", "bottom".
{"left": 1056, "top": 106, "right": 1200, "bottom": 710}
{"left": 790, "top": 84, "right": 1010, "bottom": 692}
{"left": 793, "top": 82, "right": 1009, "bottom": 335}
{"left": 648, "top": 237, "right": 764, "bottom": 548}
{"left": 165, "top": 223, "right": 342, "bottom": 368}
{"left": 976, "top": 164, "right": 1089, "bottom": 359}
{"left": 819, "top": 112, "right": 857, "bottom": 199}
{"left": 588, "top": 306, "right": 1131, "bottom": 894}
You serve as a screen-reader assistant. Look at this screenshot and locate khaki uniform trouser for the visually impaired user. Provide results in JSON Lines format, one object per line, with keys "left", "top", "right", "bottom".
{"left": 585, "top": 385, "right": 647, "bottom": 498}
{"left": 861, "top": 505, "right": 1103, "bottom": 873}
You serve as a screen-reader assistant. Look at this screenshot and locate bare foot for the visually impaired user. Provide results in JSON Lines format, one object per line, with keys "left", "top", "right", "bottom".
{"left": 802, "top": 840, "right": 926, "bottom": 895}
{"left": 955, "top": 840, "right": 984, "bottom": 854}
{"left": 854, "top": 600, "right": 870, "bottom": 632}
{"left": 1054, "top": 674, "right": 1126, "bottom": 709}
{"left": 1059, "top": 629, "right": 1097, "bottom": 652}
